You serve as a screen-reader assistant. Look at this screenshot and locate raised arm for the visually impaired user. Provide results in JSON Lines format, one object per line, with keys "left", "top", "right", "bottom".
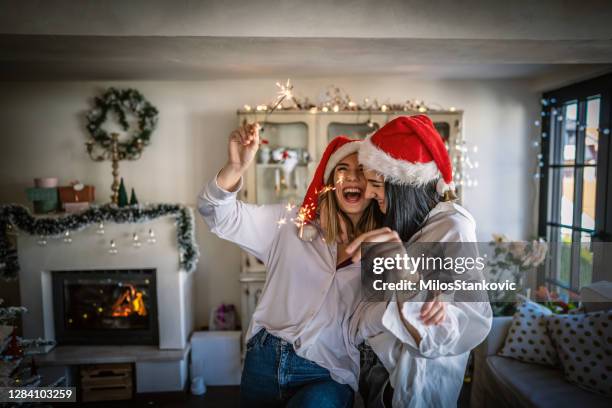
{"left": 217, "top": 122, "right": 260, "bottom": 192}
{"left": 197, "top": 122, "right": 284, "bottom": 262}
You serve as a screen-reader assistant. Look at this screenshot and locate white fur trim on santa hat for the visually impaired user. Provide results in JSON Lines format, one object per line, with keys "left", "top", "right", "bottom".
{"left": 359, "top": 136, "right": 441, "bottom": 187}
{"left": 436, "top": 178, "right": 455, "bottom": 196}
{"left": 323, "top": 141, "right": 362, "bottom": 182}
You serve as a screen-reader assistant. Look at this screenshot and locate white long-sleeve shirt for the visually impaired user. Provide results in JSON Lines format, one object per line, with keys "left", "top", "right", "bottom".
{"left": 350, "top": 201, "right": 493, "bottom": 408}
{"left": 197, "top": 176, "right": 364, "bottom": 390}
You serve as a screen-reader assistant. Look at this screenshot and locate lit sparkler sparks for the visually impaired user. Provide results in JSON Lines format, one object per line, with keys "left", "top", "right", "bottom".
{"left": 316, "top": 185, "right": 336, "bottom": 195}
{"left": 262, "top": 79, "right": 294, "bottom": 134}
{"left": 294, "top": 202, "right": 315, "bottom": 228}
{"left": 336, "top": 174, "right": 345, "bottom": 185}
{"left": 268, "top": 79, "right": 294, "bottom": 114}
{"left": 277, "top": 217, "right": 287, "bottom": 228}
{"left": 276, "top": 79, "right": 293, "bottom": 100}
{"left": 285, "top": 202, "right": 296, "bottom": 212}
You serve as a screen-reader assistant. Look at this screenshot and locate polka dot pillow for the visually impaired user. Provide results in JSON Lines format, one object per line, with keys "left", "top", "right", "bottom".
{"left": 546, "top": 310, "right": 612, "bottom": 396}
{"left": 498, "top": 299, "right": 559, "bottom": 366}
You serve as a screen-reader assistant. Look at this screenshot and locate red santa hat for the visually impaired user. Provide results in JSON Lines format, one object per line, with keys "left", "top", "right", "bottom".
{"left": 298, "top": 135, "right": 361, "bottom": 240}
{"left": 359, "top": 115, "right": 455, "bottom": 197}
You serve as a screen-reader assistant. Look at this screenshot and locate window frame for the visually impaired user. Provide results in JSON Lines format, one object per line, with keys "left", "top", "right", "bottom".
{"left": 538, "top": 73, "right": 612, "bottom": 291}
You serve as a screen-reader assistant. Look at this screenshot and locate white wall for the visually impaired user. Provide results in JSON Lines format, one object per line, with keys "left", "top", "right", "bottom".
{"left": 0, "top": 77, "right": 540, "bottom": 326}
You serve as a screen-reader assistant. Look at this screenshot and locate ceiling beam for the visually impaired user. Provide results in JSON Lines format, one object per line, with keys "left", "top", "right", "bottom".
{"left": 1, "top": 0, "right": 612, "bottom": 41}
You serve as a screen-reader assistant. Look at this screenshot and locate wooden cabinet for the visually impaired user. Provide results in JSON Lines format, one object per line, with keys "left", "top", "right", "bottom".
{"left": 236, "top": 110, "right": 463, "bottom": 339}
{"left": 239, "top": 278, "right": 265, "bottom": 340}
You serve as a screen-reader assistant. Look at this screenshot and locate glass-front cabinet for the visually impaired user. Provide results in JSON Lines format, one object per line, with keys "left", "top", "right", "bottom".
{"left": 235, "top": 110, "right": 463, "bottom": 339}
{"left": 252, "top": 121, "right": 311, "bottom": 205}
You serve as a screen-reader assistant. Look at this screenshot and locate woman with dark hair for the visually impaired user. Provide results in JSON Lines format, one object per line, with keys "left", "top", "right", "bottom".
{"left": 380, "top": 179, "right": 441, "bottom": 242}
{"left": 346, "top": 115, "right": 493, "bottom": 408}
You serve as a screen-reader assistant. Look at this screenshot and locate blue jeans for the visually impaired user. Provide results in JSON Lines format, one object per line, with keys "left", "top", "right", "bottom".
{"left": 240, "top": 329, "right": 354, "bottom": 408}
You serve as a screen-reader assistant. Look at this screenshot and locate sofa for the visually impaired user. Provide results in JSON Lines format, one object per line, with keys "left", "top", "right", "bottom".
{"left": 470, "top": 282, "right": 611, "bottom": 408}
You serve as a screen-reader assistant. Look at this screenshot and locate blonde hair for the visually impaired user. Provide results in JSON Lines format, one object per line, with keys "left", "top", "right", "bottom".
{"left": 318, "top": 172, "right": 380, "bottom": 243}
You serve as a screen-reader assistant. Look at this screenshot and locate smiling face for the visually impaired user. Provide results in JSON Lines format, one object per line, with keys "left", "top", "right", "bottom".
{"left": 364, "top": 169, "right": 387, "bottom": 214}
{"left": 332, "top": 153, "right": 370, "bottom": 220}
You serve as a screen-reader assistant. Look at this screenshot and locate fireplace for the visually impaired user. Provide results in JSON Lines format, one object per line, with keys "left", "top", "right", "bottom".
{"left": 52, "top": 269, "right": 159, "bottom": 345}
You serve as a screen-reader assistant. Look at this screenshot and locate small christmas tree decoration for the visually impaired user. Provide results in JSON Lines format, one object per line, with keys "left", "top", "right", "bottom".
{"left": 4, "top": 327, "right": 23, "bottom": 358}
{"left": 118, "top": 178, "right": 129, "bottom": 207}
{"left": 130, "top": 188, "right": 139, "bottom": 206}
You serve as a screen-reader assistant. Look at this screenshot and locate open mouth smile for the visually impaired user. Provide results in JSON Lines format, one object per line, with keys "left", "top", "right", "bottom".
{"left": 341, "top": 186, "right": 363, "bottom": 203}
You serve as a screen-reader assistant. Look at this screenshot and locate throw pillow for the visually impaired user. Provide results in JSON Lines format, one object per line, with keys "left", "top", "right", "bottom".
{"left": 498, "top": 299, "right": 559, "bottom": 366}
{"left": 546, "top": 309, "right": 612, "bottom": 396}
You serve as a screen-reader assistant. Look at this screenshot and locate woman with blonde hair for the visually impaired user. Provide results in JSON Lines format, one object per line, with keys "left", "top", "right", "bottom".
{"left": 198, "top": 122, "right": 380, "bottom": 407}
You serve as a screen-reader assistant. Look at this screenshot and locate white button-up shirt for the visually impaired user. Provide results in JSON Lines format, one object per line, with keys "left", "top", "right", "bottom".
{"left": 350, "top": 201, "right": 493, "bottom": 408}
{"left": 197, "top": 176, "right": 364, "bottom": 390}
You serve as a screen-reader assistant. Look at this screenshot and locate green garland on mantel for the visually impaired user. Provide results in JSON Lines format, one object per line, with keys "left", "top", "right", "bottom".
{"left": 0, "top": 203, "right": 200, "bottom": 280}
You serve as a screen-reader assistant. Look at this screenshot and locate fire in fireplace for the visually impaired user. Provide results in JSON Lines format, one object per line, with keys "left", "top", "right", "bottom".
{"left": 52, "top": 269, "right": 158, "bottom": 345}
{"left": 111, "top": 284, "right": 148, "bottom": 318}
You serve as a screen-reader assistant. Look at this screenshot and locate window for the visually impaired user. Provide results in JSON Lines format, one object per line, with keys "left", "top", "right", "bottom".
{"left": 538, "top": 73, "right": 612, "bottom": 294}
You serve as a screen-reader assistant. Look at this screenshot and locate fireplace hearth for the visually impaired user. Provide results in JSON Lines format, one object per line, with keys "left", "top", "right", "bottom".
{"left": 52, "top": 269, "right": 159, "bottom": 345}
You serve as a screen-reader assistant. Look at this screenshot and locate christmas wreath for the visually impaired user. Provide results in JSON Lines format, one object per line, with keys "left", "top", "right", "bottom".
{"left": 85, "top": 88, "right": 159, "bottom": 156}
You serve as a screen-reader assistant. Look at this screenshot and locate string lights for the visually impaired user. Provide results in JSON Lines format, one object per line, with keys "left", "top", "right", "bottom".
{"left": 245, "top": 80, "right": 478, "bottom": 195}
{"left": 242, "top": 82, "right": 459, "bottom": 115}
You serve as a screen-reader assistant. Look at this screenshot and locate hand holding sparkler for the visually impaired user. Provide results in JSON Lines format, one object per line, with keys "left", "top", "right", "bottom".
{"left": 218, "top": 121, "right": 261, "bottom": 191}
{"left": 229, "top": 120, "right": 260, "bottom": 170}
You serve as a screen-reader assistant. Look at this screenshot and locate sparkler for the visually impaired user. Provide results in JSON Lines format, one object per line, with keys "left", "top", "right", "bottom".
{"left": 276, "top": 79, "right": 294, "bottom": 104}
{"left": 294, "top": 203, "right": 315, "bottom": 228}
{"left": 274, "top": 202, "right": 299, "bottom": 230}
{"left": 282, "top": 184, "right": 336, "bottom": 237}
{"left": 261, "top": 79, "right": 294, "bottom": 133}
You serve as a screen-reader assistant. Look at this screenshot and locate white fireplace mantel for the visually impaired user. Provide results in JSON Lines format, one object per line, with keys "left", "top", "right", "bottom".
{"left": 17, "top": 216, "right": 194, "bottom": 350}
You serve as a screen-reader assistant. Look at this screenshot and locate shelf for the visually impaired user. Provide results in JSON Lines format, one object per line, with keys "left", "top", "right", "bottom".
{"left": 237, "top": 109, "right": 464, "bottom": 115}
{"left": 35, "top": 344, "right": 191, "bottom": 367}
{"left": 256, "top": 163, "right": 309, "bottom": 168}
{"left": 240, "top": 272, "right": 266, "bottom": 282}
